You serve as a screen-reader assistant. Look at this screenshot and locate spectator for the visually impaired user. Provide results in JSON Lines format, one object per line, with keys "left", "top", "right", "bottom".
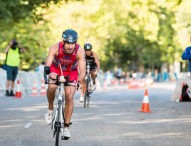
{"left": 115, "top": 67, "right": 122, "bottom": 80}
{"left": 38, "top": 61, "right": 45, "bottom": 72}
{"left": 182, "top": 36, "right": 191, "bottom": 79}
{"left": 4, "top": 39, "right": 25, "bottom": 96}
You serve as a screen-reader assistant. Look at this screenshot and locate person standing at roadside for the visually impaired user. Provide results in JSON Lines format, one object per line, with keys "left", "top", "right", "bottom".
{"left": 38, "top": 61, "right": 45, "bottom": 72}
{"left": 182, "top": 36, "right": 191, "bottom": 79}
{"left": 4, "top": 39, "right": 25, "bottom": 96}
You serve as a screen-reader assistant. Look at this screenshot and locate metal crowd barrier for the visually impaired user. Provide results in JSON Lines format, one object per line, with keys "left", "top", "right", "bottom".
{"left": 0, "top": 69, "right": 103, "bottom": 95}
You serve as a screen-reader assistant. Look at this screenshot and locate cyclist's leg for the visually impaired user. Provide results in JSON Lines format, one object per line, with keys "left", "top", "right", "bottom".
{"left": 63, "top": 81, "right": 76, "bottom": 138}
{"left": 90, "top": 64, "right": 97, "bottom": 84}
{"left": 47, "top": 85, "right": 57, "bottom": 110}
{"left": 90, "top": 68, "right": 97, "bottom": 90}
{"left": 47, "top": 65, "right": 61, "bottom": 110}
{"left": 45, "top": 66, "right": 61, "bottom": 124}
{"left": 64, "top": 86, "right": 76, "bottom": 125}
{"left": 63, "top": 70, "right": 78, "bottom": 126}
{"left": 45, "top": 73, "right": 58, "bottom": 124}
{"left": 79, "top": 81, "right": 85, "bottom": 102}
{"left": 90, "top": 70, "right": 97, "bottom": 84}
{"left": 47, "top": 73, "right": 58, "bottom": 110}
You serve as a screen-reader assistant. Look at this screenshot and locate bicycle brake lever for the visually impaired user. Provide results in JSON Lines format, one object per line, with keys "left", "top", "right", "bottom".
{"left": 76, "top": 82, "right": 80, "bottom": 91}
{"left": 44, "top": 73, "right": 48, "bottom": 84}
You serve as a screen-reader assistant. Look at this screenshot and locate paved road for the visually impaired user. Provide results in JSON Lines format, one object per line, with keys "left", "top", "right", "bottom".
{"left": 0, "top": 81, "right": 191, "bottom": 146}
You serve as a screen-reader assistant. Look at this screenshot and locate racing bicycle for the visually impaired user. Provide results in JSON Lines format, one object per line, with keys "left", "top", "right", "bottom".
{"left": 84, "top": 61, "right": 93, "bottom": 108}
{"left": 44, "top": 66, "right": 76, "bottom": 146}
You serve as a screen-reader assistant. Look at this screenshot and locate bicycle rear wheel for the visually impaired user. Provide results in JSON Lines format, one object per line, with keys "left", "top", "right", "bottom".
{"left": 55, "top": 102, "right": 61, "bottom": 146}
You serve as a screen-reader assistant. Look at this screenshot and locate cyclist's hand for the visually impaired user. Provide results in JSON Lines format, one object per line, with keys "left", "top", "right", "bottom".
{"left": 44, "top": 66, "right": 50, "bottom": 75}
{"left": 78, "top": 78, "right": 85, "bottom": 84}
{"left": 76, "top": 81, "right": 82, "bottom": 90}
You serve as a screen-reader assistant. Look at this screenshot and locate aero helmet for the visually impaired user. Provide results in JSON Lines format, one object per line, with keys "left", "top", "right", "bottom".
{"left": 62, "top": 29, "right": 78, "bottom": 43}
{"left": 84, "top": 43, "right": 92, "bottom": 51}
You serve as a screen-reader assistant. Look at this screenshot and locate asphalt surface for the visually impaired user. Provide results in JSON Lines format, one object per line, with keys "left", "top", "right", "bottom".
{"left": 0, "top": 81, "right": 191, "bottom": 146}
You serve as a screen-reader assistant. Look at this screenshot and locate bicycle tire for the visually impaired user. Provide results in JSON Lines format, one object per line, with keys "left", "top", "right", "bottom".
{"left": 87, "top": 77, "right": 92, "bottom": 107}
{"left": 87, "top": 94, "right": 90, "bottom": 107}
{"left": 55, "top": 102, "right": 61, "bottom": 146}
{"left": 85, "top": 77, "right": 91, "bottom": 108}
{"left": 84, "top": 91, "right": 87, "bottom": 108}
{"left": 84, "top": 77, "right": 89, "bottom": 108}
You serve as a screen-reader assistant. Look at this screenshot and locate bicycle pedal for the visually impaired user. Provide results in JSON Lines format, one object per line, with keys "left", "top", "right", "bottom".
{"left": 61, "top": 136, "right": 70, "bottom": 140}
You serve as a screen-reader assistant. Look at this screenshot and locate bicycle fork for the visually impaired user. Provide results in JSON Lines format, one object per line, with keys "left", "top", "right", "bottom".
{"left": 52, "top": 95, "right": 65, "bottom": 138}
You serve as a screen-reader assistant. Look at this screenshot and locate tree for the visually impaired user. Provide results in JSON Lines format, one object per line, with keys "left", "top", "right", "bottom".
{"left": 0, "top": 0, "right": 188, "bottom": 71}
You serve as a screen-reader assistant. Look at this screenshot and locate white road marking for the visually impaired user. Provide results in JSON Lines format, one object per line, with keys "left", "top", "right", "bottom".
{"left": 25, "top": 122, "right": 32, "bottom": 128}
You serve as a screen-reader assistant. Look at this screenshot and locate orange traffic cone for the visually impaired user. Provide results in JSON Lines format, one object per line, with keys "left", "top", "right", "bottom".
{"left": 139, "top": 89, "right": 151, "bottom": 112}
{"left": 40, "top": 79, "right": 46, "bottom": 96}
{"left": 31, "top": 80, "right": 38, "bottom": 96}
{"left": 15, "top": 80, "right": 22, "bottom": 98}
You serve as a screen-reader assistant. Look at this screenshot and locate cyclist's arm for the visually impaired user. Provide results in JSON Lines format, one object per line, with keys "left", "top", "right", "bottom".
{"left": 45, "top": 43, "right": 58, "bottom": 67}
{"left": 77, "top": 47, "right": 86, "bottom": 82}
{"left": 93, "top": 52, "right": 100, "bottom": 72}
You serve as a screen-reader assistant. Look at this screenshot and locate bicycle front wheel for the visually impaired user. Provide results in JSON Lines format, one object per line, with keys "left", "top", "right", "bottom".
{"left": 55, "top": 102, "right": 61, "bottom": 146}
{"left": 84, "top": 91, "right": 87, "bottom": 108}
{"left": 87, "top": 94, "right": 90, "bottom": 107}
{"left": 84, "top": 78, "right": 90, "bottom": 108}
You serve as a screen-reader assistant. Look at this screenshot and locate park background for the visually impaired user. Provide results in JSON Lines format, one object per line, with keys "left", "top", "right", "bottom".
{"left": 0, "top": 0, "right": 191, "bottom": 81}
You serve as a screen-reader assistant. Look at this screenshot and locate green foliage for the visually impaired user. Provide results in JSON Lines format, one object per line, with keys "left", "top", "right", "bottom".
{"left": 0, "top": 0, "right": 189, "bottom": 72}
{"left": 0, "top": 0, "right": 83, "bottom": 23}
{"left": 0, "top": 0, "right": 83, "bottom": 70}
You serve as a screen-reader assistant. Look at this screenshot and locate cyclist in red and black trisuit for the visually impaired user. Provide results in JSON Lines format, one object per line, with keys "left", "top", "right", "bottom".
{"left": 79, "top": 43, "right": 100, "bottom": 102}
{"left": 44, "top": 29, "right": 86, "bottom": 139}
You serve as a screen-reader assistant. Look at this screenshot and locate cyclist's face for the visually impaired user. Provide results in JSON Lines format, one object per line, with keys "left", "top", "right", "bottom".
{"left": 64, "top": 42, "right": 76, "bottom": 53}
{"left": 85, "top": 50, "right": 91, "bottom": 55}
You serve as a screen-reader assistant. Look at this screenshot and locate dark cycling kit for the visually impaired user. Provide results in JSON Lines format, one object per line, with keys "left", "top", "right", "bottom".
{"left": 85, "top": 51, "right": 97, "bottom": 71}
